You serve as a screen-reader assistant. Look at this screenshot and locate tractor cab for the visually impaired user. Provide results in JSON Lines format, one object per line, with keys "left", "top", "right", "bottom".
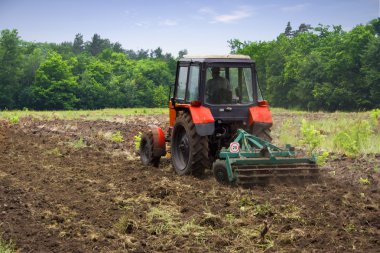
{"left": 170, "top": 55, "right": 272, "bottom": 141}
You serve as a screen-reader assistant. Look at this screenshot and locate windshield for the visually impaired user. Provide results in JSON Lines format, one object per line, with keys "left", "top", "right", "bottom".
{"left": 205, "top": 66, "right": 254, "bottom": 105}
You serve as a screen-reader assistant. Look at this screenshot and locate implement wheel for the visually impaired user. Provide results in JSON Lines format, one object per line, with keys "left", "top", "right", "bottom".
{"left": 213, "top": 160, "right": 230, "bottom": 184}
{"left": 140, "top": 132, "right": 160, "bottom": 167}
{"left": 171, "top": 112, "right": 209, "bottom": 177}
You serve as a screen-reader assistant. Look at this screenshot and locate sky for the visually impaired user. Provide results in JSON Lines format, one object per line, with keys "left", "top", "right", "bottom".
{"left": 0, "top": 0, "right": 379, "bottom": 56}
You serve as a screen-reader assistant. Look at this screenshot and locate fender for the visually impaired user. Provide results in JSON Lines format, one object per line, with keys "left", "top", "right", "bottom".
{"left": 148, "top": 125, "right": 166, "bottom": 157}
{"left": 248, "top": 105, "right": 273, "bottom": 126}
{"left": 188, "top": 106, "right": 215, "bottom": 136}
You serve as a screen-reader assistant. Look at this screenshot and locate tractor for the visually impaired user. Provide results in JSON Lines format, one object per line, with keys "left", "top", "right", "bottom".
{"left": 139, "top": 55, "right": 317, "bottom": 185}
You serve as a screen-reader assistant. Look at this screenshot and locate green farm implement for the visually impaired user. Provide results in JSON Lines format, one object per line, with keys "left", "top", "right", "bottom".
{"left": 212, "top": 129, "right": 318, "bottom": 185}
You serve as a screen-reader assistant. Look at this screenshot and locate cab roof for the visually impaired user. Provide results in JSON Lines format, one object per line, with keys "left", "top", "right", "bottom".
{"left": 180, "top": 54, "right": 254, "bottom": 63}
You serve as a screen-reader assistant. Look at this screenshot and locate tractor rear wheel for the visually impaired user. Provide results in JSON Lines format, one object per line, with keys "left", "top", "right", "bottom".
{"left": 171, "top": 112, "right": 209, "bottom": 177}
{"left": 140, "top": 132, "right": 160, "bottom": 167}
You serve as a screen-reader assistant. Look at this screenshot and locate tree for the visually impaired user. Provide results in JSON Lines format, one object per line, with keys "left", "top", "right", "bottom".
{"left": 73, "top": 33, "right": 84, "bottom": 54}
{"left": 112, "top": 42, "right": 124, "bottom": 53}
{"left": 0, "top": 29, "right": 22, "bottom": 109}
{"left": 137, "top": 49, "right": 149, "bottom": 59}
{"left": 297, "top": 23, "right": 311, "bottom": 34}
{"left": 153, "top": 85, "right": 169, "bottom": 107}
{"left": 361, "top": 36, "right": 380, "bottom": 108}
{"left": 369, "top": 18, "right": 380, "bottom": 35}
{"left": 86, "top": 33, "right": 111, "bottom": 56}
{"left": 178, "top": 49, "right": 188, "bottom": 59}
{"left": 18, "top": 47, "right": 45, "bottom": 108}
{"left": 133, "top": 59, "right": 173, "bottom": 87}
{"left": 284, "top": 22, "right": 293, "bottom": 37}
{"left": 31, "top": 52, "right": 78, "bottom": 109}
{"left": 150, "top": 47, "right": 163, "bottom": 59}
{"left": 77, "top": 58, "right": 112, "bottom": 108}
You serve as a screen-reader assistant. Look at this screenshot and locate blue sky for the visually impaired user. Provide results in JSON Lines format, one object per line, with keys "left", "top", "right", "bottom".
{"left": 0, "top": 0, "right": 379, "bottom": 56}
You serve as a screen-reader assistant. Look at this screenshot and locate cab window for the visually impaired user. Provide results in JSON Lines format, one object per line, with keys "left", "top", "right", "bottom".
{"left": 186, "top": 65, "right": 200, "bottom": 102}
{"left": 176, "top": 66, "right": 188, "bottom": 100}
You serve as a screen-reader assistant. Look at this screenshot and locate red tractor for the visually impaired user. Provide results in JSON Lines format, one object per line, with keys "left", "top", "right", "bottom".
{"left": 139, "top": 55, "right": 316, "bottom": 185}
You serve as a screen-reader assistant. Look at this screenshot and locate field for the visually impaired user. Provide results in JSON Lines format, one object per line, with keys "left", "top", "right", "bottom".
{"left": 0, "top": 109, "right": 379, "bottom": 252}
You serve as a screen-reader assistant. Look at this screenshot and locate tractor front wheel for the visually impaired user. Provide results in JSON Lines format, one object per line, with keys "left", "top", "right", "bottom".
{"left": 140, "top": 132, "right": 160, "bottom": 167}
{"left": 171, "top": 112, "right": 209, "bottom": 177}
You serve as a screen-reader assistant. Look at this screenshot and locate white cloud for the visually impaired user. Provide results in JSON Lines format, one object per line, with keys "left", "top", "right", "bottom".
{"left": 281, "top": 4, "right": 309, "bottom": 12}
{"left": 198, "top": 6, "right": 253, "bottom": 24}
{"left": 159, "top": 19, "right": 178, "bottom": 26}
{"left": 134, "top": 21, "right": 150, "bottom": 28}
{"left": 198, "top": 7, "right": 216, "bottom": 15}
{"left": 213, "top": 9, "right": 252, "bottom": 23}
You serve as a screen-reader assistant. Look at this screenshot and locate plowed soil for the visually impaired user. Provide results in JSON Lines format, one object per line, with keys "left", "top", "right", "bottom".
{"left": 0, "top": 114, "right": 379, "bottom": 252}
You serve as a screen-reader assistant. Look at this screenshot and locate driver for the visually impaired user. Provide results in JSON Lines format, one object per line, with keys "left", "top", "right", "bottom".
{"left": 206, "top": 67, "right": 231, "bottom": 103}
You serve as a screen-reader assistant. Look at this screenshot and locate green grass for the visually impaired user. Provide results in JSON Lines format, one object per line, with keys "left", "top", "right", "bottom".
{"left": 275, "top": 110, "right": 380, "bottom": 155}
{"left": 0, "top": 108, "right": 167, "bottom": 121}
{"left": 1, "top": 107, "right": 379, "bottom": 155}
{"left": 0, "top": 236, "right": 16, "bottom": 253}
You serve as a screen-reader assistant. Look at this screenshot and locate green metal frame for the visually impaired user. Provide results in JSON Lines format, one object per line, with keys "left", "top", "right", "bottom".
{"left": 219, "top": 129, "right": 316, "bottom": 182}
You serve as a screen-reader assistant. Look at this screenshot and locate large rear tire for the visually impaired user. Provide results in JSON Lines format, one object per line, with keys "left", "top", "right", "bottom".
{"left": 171, "top": 112, "right": 209, "bottom": 177}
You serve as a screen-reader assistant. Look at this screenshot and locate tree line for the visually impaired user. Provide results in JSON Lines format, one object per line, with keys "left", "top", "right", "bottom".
{"left": 0, "top": 31, "right": 189, "bottom": 110}
{"left": 1, "top": 19, "right": 379, "bottom": 111}
{"left": 229, "top": 18, "right": 380, "bottom": 111}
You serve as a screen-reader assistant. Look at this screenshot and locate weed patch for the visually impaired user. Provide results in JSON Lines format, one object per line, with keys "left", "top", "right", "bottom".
{"left": 111, "top": 131, "right": 124, "bottom": 143}
{"left": 300, "top": 119, "right": 324, "bottom": 155}
{"left": 333, "top": 120, "right": 373, "bottom": 157}
{"left": 358, "top": 177, "right": 370, "bottom": 185}
{"left": 134, "top": 132, "right": 142, "bottom": 151}
{"left": 69, "top": 138, "right": 86, "bottom": 149}
{"left": 253, "top": 202, "right": 273, "bottom": 218}
{"left": 299, "top": 119, "right": 329, "bottom": 165}
{"left": 146, "top": 206, "right": 179, "bottom": 235}
{"left": 0, "top": 235, "right": 16, "bottom": 253}
{"left": 7, "top": 115, "right": 19, "bottom": 125}
{"left": 114, "top": 215, "right": 137, "bottom": 234}
{"left": 278, "top": 119, "right": 298, "bottom": 145}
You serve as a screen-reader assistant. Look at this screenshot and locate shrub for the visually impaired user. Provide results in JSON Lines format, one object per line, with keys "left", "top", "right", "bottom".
{"left": 317, "top": 151, "right": 329, "bottom": 166}
{"left": 333, "top": 120, "right": 372, "bottom": 157}
{"left": 333, "top": 132, "right": 358, "bottom": 157}
{"left": 300, "top": 119, "right": 324, "bottom": 155}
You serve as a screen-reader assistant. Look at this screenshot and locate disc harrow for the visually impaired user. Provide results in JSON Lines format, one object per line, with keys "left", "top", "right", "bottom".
{"left": 213, "top": 129, "right": 319, "bottom": 185}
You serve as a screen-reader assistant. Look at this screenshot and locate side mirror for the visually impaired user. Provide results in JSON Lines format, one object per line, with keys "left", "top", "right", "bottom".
{"left": 258, "top": 100, "right": 269, "bottom": 106}
{"left": 170, "top": 97, "right": 176, "bottom": 106}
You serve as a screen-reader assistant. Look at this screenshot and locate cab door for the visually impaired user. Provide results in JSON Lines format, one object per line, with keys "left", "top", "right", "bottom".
{"left": 170, "top": 63, "right": 189, "bottom": 126}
